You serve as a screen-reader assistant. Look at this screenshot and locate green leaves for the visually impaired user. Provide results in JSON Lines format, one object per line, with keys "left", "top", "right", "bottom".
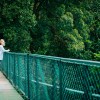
{"left": 0, "top": 0, "right": 36, "bottom": 52}
{"left": 2, "top": 3, "right": 20, "bottom": 22}
{"left": 58, "top": 12, "right": 73, "bottom": 32}
{"left": 94, "top": 52, "right": 100, "bottom": 61}
{"left": 0, "top": 0, "right": 100, "bottom": 60}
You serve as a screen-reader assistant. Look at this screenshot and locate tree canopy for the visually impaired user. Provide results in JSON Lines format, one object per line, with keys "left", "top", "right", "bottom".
{"left": 0, "top": 0, "right": 100, "bottom": 60}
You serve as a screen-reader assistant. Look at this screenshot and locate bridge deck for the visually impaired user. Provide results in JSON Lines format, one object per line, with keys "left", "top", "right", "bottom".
{"left": 0, "top": 71, "right": 24, "bottom": 100}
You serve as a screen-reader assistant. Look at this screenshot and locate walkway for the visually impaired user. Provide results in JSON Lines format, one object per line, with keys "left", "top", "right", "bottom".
{"left": 0, "top": 71, "right": 24, "bottom": 100}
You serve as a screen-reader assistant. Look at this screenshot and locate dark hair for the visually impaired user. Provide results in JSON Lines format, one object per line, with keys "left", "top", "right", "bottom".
{"left": 0, "top": 40, "right": 1, "bottom": 45}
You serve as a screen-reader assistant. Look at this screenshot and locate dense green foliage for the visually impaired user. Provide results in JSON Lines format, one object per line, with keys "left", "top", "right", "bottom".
{"left": 0, "top": 0, "right": 100, "bottom": 60}
{"left": 0, "top": 0, "right": 36, "bottom": 52}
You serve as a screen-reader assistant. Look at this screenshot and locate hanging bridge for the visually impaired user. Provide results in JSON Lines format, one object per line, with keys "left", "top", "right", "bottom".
{"left": 0, "top": 52, "right": 100, "bottom": 100}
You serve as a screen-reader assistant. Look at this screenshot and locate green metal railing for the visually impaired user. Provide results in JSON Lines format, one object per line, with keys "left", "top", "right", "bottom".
{"left": 2, "top": 52, "right": 100, "bottom": 100}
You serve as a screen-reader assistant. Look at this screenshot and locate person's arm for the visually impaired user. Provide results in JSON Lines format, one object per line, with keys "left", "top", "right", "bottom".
{"left": 0, "top": 45, "right": 10, "bottom": 52}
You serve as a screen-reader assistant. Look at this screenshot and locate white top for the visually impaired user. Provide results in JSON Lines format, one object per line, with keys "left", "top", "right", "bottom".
{"left": 0, "top": 45, "right": 9, "bottom": 60}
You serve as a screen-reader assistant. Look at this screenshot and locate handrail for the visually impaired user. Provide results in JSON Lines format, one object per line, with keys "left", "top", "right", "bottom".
{"left": 2, "top": 52, "right": 100, "bottom": 100}
{"left": 7, "top": 52, "right": 100, "bottom": 66}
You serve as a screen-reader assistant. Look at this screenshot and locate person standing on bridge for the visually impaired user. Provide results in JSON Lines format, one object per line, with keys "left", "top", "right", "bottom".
{"left": 0, "top": 39, "right": 10, "bottom": 70}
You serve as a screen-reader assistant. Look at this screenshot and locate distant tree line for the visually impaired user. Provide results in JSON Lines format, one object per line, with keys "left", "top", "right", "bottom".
{"left": 0, "top": 0, "right": 100, "bottom": 60}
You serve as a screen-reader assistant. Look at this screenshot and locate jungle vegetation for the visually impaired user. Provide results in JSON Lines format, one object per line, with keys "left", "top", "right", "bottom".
{"left": 0, "top": 0, "right": 100, "bottom": 60}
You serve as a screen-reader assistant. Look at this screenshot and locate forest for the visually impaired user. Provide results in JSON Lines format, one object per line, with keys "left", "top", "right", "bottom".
{"left": 0, "top": 0, "right": 100, "bottom": 60}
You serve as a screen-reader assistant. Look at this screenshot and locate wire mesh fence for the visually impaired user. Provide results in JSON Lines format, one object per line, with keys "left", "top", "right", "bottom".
{"left": 2, "top": 52, "right": 100, "bottom": 100}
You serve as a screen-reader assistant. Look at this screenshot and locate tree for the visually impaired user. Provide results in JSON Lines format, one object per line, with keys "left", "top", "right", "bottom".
{"left": 0, "top": 0, "right": 36, "bottom": 52}
{"left": 0, "top": 0, "right": 100, "bottom": 60}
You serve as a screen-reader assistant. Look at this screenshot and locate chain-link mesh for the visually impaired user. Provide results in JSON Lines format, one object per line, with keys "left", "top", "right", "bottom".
{"left": 2, "top": 52, "right": 100, "bottom": 100}
{"left": 2, "top": 53, "right": 28, "bottom": 97}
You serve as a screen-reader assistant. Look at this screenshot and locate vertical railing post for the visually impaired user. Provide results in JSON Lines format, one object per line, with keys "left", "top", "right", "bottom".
{"left": 5, "top": 54, "right": 9, "bottom": 76}
{"left": 51, "top": 60, "right": 59, "bottom": 100}
{"left": 51, "top": 62, "right": 55, "bottom": 100}
{"left": 7, "top": 55, "right": 10, "bottom": 78}
{"left": 27, "top": 54, "right": 30, "bottom": 100}
{"left": 59, "top": 59, "right": 63, "bottom": 100}
{"left": 35, "top": 58, "right": 39, "bottom": 100}
{"left": 13, "top": 54, "right": 16, "bottom": 85}
{"left": 18, "top": 55, "right": 20, "bottom": 88}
